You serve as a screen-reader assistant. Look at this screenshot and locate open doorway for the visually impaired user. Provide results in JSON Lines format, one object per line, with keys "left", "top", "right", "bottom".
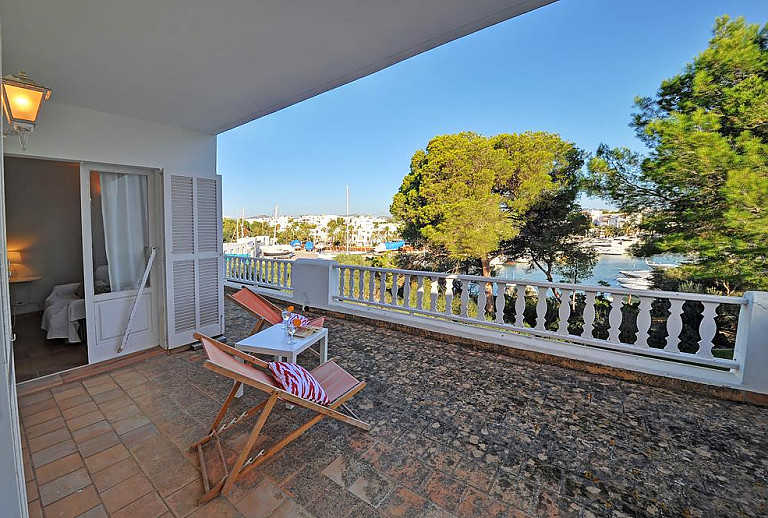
{"left": 4, "top": 157, "right": 86, "bottom": 381}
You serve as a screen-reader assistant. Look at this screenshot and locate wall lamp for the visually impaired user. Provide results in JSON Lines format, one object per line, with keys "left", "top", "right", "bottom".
{"left": 2, "top": 71, "right": 52, "bottom": 151}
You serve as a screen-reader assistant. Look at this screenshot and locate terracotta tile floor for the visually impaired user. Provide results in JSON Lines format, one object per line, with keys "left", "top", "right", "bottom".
{"left": 18, "top": 296, "right": 768, "bottom": 518}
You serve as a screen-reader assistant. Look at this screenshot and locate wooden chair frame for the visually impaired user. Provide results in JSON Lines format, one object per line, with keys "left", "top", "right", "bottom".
{"left": 190, "top": 333, "right": 370, "bottom": 504}
{"left": 226, "top": 289, "right": 284, "bottom": 335}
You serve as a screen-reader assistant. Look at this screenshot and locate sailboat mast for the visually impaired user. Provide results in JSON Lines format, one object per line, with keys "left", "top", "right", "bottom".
{"left": 272, "top": 205, "right": 278, "bottom": 242}
{"left": 345, "top": 186, "right": 349, "bottom": 254}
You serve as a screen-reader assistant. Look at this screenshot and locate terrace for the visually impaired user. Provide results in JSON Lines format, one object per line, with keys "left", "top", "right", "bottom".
{"left": 17, "top": 292, "right": 768, "bottom": 518}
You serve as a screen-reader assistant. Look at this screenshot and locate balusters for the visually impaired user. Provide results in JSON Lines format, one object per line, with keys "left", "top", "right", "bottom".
{"left": 477, "top": 282, "right": 486, "bottom": 321}
{"left": 445, "top": 277, "right": 455, "bottom": 316}
{"left": 514, "top": 285, "right": 526, "bottom": 328}
{"left": 430, "top": 278, "right": 438, "bottom": 313}
{"left": 348, "top": 268, "right": 355, "bottom": 299}
{"left": 460, "top": 281, "right": 469, "bottom": 318}
{"left": 339, "top": 267, "right": 346, "bottom": 297}
{"left": 557, "top": 289, "right": 572, "bottom": 335}
{"left": 534, "top": 287, "right": 548, "bottom": 330}
{"left": 582, "top": 291, "right": 596, "bottom": 338}
{"left": 664, "top": 299, "right": 685, "bottom": 353}
{"left": 358, "top": 270, "right": 365, "bottom": 300}
{"left": 391, "top": 273, "right": 399, "bottom": 305}
{"left": 495, "top": 282, "right": 506, "bottom": 324}
{"left": 416, "top": 276, "right": 423, "bottom": 310}
{"left": 697, "top": 302, "right": 719, "bottom": 358}
{"left": 403, "top": 275, "right": 411, "bottom": 308}
{"left": 368, "top": 270, "right": 375, "bottom": 302}
{"left": 607, "top": 294, "right": 623, "bottom": 342}
{"left": 379, "top": 272, "right": 387, "bottom": 304}
{"left": 635, "top": 297, "right": 653, "bottom": 348}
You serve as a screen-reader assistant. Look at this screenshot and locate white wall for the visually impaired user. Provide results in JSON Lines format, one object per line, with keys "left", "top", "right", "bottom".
{"left": 4, "top": 101, "right": 216, "bottom": 176}
{"left": 0, "top": 27, "right": 32, "bottom": 516}
{"left": 5, "top": 157, "right": 83, "bottom": 313}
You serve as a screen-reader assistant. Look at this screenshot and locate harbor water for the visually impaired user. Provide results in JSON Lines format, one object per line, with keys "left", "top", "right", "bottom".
{"left": 497, "top": 254, "right": 684, "bottom": 287}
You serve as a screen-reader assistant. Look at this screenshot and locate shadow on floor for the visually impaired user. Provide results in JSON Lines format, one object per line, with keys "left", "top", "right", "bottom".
{"left": 13, "top": 312, "right": 87, "bottom": 382}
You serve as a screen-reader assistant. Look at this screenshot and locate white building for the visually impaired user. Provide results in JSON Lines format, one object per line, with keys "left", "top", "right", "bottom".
{"left": 245, "top": 213, "right": 399, "bottom": 247}
{"left": 585, "top": 209, "right": 638, "bottom": 229}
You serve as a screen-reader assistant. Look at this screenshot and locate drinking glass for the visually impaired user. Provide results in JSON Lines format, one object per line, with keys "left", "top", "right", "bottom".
{"left": 287, "top": 320, "right": 297, "bottom": 344}
{"left": 281, "top": 310, "right": 290, "bottom": 329}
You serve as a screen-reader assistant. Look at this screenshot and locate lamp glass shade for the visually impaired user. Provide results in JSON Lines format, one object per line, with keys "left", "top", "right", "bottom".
{"left": 1, "top": 72, "right": 51, "bottom": 130}
{"left": 6, "top": 251, "right": 22, "bottom": 264}
{"left": 2, "top": 84, "right": 44, "bottom": 125}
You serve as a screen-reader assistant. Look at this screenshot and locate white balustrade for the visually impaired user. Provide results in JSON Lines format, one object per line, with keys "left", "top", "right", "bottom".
{"left": 223, "top": 258, "right": 768, "bottom": 394}
{"left": 223, "top": 255, "right": 293, "bottom": 291}
{"left": 327, "top": 263, "right": 747, "bottom": 372}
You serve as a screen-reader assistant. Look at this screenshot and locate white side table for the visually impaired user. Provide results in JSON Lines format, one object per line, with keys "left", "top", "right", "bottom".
{"left": 233, "top": 325, "right": 328, "bottom": 398}
{"left": 9, "top": 276, "right": 42, "bottom": 329}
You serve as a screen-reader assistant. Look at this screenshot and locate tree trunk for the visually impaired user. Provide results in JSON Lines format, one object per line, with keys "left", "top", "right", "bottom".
{"left": 480, "top": 256, "right": 495, "bottom": 316}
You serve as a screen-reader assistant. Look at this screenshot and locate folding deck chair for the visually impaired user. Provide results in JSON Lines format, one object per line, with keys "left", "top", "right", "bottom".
{"left": 190, "top": 333, "right": 370, "bottom": 504}
{"left": 227, "top": 288, "right": 325, "bottom": 335}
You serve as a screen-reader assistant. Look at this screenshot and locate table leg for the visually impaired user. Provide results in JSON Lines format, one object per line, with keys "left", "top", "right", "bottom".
{"left": 320, "top": 334, "right": 328, "bottom": 363}
{"left": 235, "top": 357, "right": 244, "bottom": 398}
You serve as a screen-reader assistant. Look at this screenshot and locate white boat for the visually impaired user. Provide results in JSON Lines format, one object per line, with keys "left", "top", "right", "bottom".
{"left": 645, "top": 259, "right": 677, "bottom": 269}
{"left": 260, "top": 244, "right": 294, "bottom": 258}
{"left": 619, "top": 269, "right": 652, "bottom": 278}
{"left": 489, "top": 255, "right": 507, "bottom": 267}
{"left": 587, "top": 237, "right": 638, "bottom": 255}
{"left": 616, "top": 276, "right": 651, "bottom": 290}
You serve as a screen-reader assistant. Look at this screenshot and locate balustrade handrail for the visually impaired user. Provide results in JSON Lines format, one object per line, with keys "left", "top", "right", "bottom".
{"left": 333, "top": 294, "right": 739, "bottom": 369}
{"left": 332, "top": 263, "right": 747, "bottom": 305}
{"left": 224, "top": 255, "right": 293, "bottom": 290}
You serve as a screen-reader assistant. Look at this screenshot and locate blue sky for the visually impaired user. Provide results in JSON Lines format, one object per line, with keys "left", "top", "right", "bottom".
{"left": 217, "top": 0, "right": 768, "bottom": 218}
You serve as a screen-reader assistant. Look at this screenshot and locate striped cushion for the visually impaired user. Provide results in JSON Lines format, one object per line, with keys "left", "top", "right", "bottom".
{"left": 268, "top": 362, "right": 330, "bottom": 405}
{"left": 288, "top": 312, "right": 311, "bottom": 327}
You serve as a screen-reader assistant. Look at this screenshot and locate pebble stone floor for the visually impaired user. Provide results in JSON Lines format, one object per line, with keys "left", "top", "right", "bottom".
{"left": 18, "top": 296, "right": 768, "bottom": 518}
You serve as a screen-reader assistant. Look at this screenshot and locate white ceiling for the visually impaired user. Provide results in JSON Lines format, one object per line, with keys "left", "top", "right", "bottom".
{"left": 1, "top": 0, "right": 554, "bottom": 134}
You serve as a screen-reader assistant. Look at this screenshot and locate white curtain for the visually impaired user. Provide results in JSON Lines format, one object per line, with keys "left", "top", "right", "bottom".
{"left": 100, "top": 173, "right": 149, "bottom": 292}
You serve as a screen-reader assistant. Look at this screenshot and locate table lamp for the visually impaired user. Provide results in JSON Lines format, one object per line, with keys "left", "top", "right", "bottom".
{"left": 7, "top": 251, "right": 21, "bottom": 278}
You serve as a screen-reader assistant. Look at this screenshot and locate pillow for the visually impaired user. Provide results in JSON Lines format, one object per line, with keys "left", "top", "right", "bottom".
{"left": 268, "top": 362, "right": 329, "bottom": 405}
{"left": 288, "top": 312, "right": 311, "bottom": 327}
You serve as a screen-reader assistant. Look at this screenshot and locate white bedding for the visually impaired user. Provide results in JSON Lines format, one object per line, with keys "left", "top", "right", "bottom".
{"left": 41, "top": 283, "right": 85, "bottom": 343}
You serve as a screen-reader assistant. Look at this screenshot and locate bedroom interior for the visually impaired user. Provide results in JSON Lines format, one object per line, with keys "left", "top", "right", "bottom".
{"left": 4, "top": 156, "right": 87, "bottom": 381}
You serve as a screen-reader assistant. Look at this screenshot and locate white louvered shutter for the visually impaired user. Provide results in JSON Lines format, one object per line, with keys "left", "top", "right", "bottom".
{"left": 164, "top": 172, "right": 224, "bottom": 347}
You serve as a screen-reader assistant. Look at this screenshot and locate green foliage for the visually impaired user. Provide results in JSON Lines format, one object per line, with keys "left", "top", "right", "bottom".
{"left": 391, "top": 131, "right": 586, "bottom": 278}
{"left": 497, "top": 143, "right": 595, "bottom": 283}
{"left": 333, "top": 253, "right": 369, "bottom": 267}
{"left": 323, "top": 217, "right": 347, "bottom": 247}
{"left": 585, "top": 16, "right": 768, "bottom": 294}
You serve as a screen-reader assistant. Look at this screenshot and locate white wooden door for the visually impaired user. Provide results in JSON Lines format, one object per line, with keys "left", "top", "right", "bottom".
{"left": 80, "top": 164, "right": 161, "bottom": 364}
{"left": 163, "top": 172, "right": 224, "bottom": 347}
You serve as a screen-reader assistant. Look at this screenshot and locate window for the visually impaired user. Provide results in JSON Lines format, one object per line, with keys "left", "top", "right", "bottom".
{"left": 90, "top": 171, "right": 150, "bottom": 294}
